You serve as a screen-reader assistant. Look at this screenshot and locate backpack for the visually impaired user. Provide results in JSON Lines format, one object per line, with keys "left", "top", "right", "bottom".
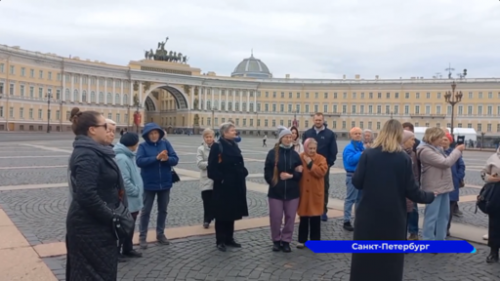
{"left": 475, "top": 182, "right": 496, "bottom": 214}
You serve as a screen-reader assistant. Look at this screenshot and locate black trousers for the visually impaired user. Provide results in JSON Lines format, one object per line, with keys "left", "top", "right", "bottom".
{"left": 201, "top": 190, "right": 214, "bottom": 223}
{"left": 120, "top": 211, "right": 139, "bottom": 253}
{"left": 298, "top": 216, "right": 321, "bottom": 243}
{"left": 447, "top": 201, "right": 458, "bottom": 233}
{"left": 215, "top": 220, "right": 235, "bottom": 245}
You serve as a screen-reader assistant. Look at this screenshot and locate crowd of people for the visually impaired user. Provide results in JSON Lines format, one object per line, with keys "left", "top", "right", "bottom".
{"left": 63, "top": 107, "right": 500, "bottom": 281}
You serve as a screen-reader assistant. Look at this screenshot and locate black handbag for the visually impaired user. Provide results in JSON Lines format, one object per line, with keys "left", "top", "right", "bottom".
{"left": 112, "top": 202, "right": 134, "bottom": 241}
{"left": 172, "top": 168, "right": 181, "bottom": 183}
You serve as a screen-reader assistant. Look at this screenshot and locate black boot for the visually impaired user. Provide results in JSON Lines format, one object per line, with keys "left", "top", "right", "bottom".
{"left": 281, "top": 242, "right": 292, "bottom": 253}
{"left": 272, "top": 241, "right": 281, "bottom": 252}
{"left": 486, "top": 247, "right": 499, "bottom": 263}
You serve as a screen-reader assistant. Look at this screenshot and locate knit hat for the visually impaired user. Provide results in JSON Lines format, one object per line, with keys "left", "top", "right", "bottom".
{"left": 445, "top": 133, "right": 453, "bottom": 143}
{"left": 402, "top": 130, "right": 414, "bottom": 144}
{"left": 277, "top": 125, "right": 292, "bottom": 141}
{"left": 120, "top": 132, "right": 139, "bottom": 147}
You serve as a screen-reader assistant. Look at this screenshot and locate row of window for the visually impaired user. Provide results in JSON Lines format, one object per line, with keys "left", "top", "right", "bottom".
{"left": 195, "top": 101, "right": 500, "bottom": 117}
{"left": 0, "top": 82, "right": 130, "bottom": 105}
{"left": 0, "top": 106, "right": 128, "bottom": 124}
{"left": 0, "top": 64, "right": 125, "bottom": 87}
{"left": 259, "top": 90, "right": 500, "bottom": 100}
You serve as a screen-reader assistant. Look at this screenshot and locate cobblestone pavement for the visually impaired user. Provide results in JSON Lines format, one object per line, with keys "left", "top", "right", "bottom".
{"left": 0, "top": 181, "right": 270, "bottom": 245}
{"left": 43, "top": 219, "right": 500, "bottom": 281}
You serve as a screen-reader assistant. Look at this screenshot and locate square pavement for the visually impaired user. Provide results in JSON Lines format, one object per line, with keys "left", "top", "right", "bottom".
{"left": 0, "top": 133, "right": 498, "bottom": 280}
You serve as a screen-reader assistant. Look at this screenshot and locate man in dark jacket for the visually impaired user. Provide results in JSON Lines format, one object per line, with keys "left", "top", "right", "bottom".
{"left": 136, "top": 122, "right": 179, "bottom": 249}
{"left": 402, "top": 122, "right": 420, "bottom": 240}
{"left": 302, "top": 113, "right": 338, "bottom": 221}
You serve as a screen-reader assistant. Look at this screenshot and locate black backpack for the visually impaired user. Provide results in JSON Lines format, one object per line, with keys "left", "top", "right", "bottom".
{"left": 475, "top": 182, "right": 496, "bottom": 214}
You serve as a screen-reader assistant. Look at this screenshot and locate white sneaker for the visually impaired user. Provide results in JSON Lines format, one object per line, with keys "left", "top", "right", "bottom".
{"left": 297, "top": 243, "right": 305, "bottom": 249}
{"left": 483, "top": 234, "right": 488, "bottom": 240}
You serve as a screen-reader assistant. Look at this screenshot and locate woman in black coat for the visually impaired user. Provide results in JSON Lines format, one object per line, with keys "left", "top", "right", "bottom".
{"left": 350, "top": 119, "right": 436, "bottom": 281}
{"left": 207, "top": 122, "right": 249, "bottom": 252}
{"left": 66, "top": 107, "right": 126, "bottom": 280}
{"left": 481, "top": 148, "right": 500, "bottom": 263}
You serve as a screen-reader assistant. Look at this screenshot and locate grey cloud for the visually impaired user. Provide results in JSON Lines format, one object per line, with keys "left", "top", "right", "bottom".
{"left": 1, "top": 0, "right": 499, "bottom": 79}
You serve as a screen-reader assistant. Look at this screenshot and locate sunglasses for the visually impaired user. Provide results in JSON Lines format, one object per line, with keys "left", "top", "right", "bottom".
{"left": 93, "top": 123, "right": 108, "bottom": 130}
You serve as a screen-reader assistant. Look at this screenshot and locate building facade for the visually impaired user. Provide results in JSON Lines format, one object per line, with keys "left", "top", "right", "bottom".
{"left": 1, "top": 44, "right": 500, "bottom": 138}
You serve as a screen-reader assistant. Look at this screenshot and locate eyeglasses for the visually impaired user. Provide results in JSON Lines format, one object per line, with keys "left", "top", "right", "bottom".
{"left": 93, "top": 123, "right": 108, "bottom": 130}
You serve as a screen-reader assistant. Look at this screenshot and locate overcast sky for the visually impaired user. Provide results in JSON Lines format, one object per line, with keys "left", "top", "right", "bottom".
{"left": 1, "top": 0, "right": 499, "bottom": 79}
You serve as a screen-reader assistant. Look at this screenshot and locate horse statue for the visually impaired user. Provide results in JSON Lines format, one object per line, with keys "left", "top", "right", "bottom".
{"left": 182, "top": 56, "right": 188, "bottom": 63}
{"left": 144, "top": 50, "right": 149, "bottom": 59}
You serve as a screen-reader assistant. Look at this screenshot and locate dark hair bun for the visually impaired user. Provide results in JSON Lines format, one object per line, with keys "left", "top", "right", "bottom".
{"left": 70, "top": 107, "right": 82, "bottom": 123}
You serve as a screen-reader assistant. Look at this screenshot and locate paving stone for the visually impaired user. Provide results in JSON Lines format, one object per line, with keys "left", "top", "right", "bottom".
{"left": 0, "top": 181, "right": 270, "bottom": 245}
{"left": 43, "top": 219, "right": 500, "bottom": 281}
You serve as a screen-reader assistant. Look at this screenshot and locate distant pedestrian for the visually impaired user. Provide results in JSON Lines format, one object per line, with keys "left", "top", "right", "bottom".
{"left": 197, "top": 128, "right": 215, "bottom": 229}
{"left": 262, "top": 134, "right": 267, "bottom": 147}
{"left": 264, "top": 127, "right": 302, "bottom": 252}
{"left": 362, "top": 129, "right": 373, "bottom": 149}
{"left": 302, "top": 112, "right": 338, "bottom": 222}
{"left": 297, "top": 138, "right": 327, "bottom": 249}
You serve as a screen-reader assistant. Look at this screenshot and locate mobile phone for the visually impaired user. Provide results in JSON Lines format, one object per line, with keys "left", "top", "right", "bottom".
{"left": 456, "top": 135, "right": 465, "bottom": 145}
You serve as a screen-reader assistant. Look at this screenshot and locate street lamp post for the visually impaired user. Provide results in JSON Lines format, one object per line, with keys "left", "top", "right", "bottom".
{"left": 126, "top": 105, "right": 131, "bottom": 131}
{"left": 46, "top": 91, "right": 53, "bottom": 133}
{"left": 444, "top": 81, "right": 463, "bottom": 138}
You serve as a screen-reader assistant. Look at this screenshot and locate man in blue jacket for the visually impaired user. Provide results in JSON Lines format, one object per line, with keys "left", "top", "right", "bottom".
{"left": 302, "top": 113, "right": 338, "bottom": 221}
{"left": 136, "top": 122, "right": 179, "bottom": 249}
{"left": 342, "top": 127, "right": 364, "bottom": 231}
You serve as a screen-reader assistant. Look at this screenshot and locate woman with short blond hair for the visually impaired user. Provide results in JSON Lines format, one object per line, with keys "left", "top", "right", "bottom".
{"left": 197, "top": 128, "right": 216, "bottom": 228}
{"left": 418, "top": 127, "right": 465, "bottom": 241}
{"left": 349, "top": 119, "right": 435, "bottom": 281}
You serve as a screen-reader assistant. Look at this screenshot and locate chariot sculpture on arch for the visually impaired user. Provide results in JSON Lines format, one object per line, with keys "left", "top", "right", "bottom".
{"left": 143, "top": 37, "right": 188, "bottom": 64}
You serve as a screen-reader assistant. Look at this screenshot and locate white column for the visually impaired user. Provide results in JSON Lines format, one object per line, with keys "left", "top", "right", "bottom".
{"left": 70, "top": 74, "right": 74, "bottom": 102}
{"left": 253, "top": 90, "right": 257, "bottom": 112}
{"left": 204, "top": 88, "right": 208, "bottom": 110}
{"left": 120, "top": 80, "right": 124, "bottom": 105}
{"left": 211, "top": 88, "right": 215, "bottom": 109}
{"left": 62, "top": 74, "right": 66, "bottom": 101}
{"left": 218, "top": 89, "right": 221, "bottom": 109}
{"left": 104, "top": 79, "right": 108, "bottom": 104}
{"left": 232, "top": 89, "right": 235, "bottom": 111}
{"left": 112, "top": 79, "right": 116, "bottom": 105}
{"left": 139, "top": 82, "right": 143, "bottom": 106}
{"left": 129, "top": 81, "right": 133, "bottom": 105}
{"left": 199, "top": 87, "right": 203, "bottom": 110}
{"left": 189, "top": 86, "right": 194, "bottom": 109}
{"left": 246, "top": 90, "right": 250, "bottom": 111}
{"left": 79, "top": 76, "right": 83, "bottom": 102}
{"left": 96, "top": 78, "right": 100, "bottom": 103}
{"left": 87, "top": 76, "right": 91, "bottom": 102}
{"left": 239, "top": 90, "right": 243, "bottom": 112}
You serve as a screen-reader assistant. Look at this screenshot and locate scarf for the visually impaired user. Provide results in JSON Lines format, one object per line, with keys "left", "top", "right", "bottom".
{"left": 73, "top": 135, "right": 116, "bottom": 158}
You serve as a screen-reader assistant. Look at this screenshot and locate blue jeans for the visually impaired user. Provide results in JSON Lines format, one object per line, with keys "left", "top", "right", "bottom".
{"left": 408, "top": 203, "right": 419, "bottom": 234}
{"left": 139, "top": 189, "right": 171, "bottom": 240}
{"left": 344, "top": 174, "right": 361, "bottom": 223}
{"left": 422, "top": 193, "right": 450, "bottom": 240}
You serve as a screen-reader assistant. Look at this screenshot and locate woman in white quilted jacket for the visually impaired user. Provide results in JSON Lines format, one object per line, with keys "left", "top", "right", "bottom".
{"left": 197, "top": 128, "right": 215, "bottom": 228}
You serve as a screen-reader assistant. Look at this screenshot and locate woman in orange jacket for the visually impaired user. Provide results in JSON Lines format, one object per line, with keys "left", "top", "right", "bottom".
{"left": 297, "top": 138, "right": 329, "bottom": 248}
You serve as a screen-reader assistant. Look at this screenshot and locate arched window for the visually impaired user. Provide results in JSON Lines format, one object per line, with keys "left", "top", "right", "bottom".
{"left": 99, "top": 92, "right": 104, "bottom": 103}
{"left": 115, "top": 93, "right": 120, "bottom": 105}
{"left": 82, "top": 90, "right": 87, "bottom": 102}
{"left": 122, "top": 94, "right": 128, "bottom": 105}
{"left": 90, "top": 91, "right": 96, "bottom": 103}
{"left": 107, "top": 93, "right": 112, "bottom": 104}
{"left": 228, "top": 102, "right": 233, "bottom": 111}
{"left": 73, "top": 90, "right": 79, "bottom": 102}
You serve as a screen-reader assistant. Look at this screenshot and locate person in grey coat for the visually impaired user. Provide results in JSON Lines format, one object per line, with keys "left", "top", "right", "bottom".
{"left": 197, "top": 128, "right": 216, "bottom": 228}
{"left": 114, "top": 133, "right": 144, "bottom": 259}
